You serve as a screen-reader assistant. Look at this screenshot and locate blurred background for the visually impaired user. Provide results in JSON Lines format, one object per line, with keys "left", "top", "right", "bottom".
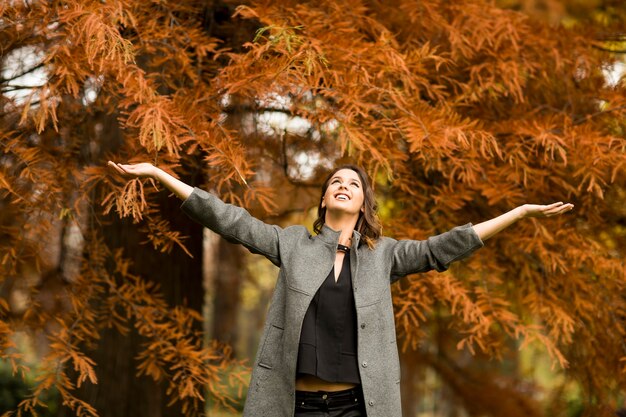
{"left": 1, "top": 0, "right": 625, "bottom": 416}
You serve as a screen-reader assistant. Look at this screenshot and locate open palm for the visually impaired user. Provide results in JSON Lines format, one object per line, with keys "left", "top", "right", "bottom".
{"left": 107, "top": 161, "right": 156, "bottom": 178}
{"left": 522, "top": 202, "right": 574, "bottom": 218}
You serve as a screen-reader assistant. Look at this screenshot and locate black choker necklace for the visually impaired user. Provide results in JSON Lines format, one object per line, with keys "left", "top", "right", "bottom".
{"left": 337, "top": 244, "right": 351, "bottom": 253}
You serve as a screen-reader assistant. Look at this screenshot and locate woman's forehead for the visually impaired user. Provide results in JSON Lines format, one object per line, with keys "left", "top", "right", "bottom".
{"left": 331, "top": 168, "right": 361, "bottom": 183}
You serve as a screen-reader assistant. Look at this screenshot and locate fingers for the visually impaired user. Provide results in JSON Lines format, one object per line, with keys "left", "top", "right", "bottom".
{"left": 525, "top": 202, "right": 574, "bottom": 218}
{"left": 108, "top": 161, "right": 124, "bottom": 174}
{"left": 107, "top": 161, "right": 133, "bottom": 176}
{"left": 107, "top": 161, "right": 155, "bottom": 180}
{"left": 544, "top": 202, "right": 574, "bottom": 216}
{"left": 558, "top": 203, "right": 574, "bottom": 214}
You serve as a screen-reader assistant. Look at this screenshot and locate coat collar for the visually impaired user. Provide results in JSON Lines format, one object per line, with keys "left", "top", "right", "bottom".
{"left": 317, "top": 224, "right": 362, "bottom": 248}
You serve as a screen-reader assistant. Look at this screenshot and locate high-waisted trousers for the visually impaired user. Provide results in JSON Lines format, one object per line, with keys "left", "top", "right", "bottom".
{"left": 294, "top": 387, "right": 367, "bottom": 417}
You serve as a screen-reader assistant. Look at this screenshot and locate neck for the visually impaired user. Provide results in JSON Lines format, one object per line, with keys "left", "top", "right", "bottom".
{"left": 324, "top": 212, "right": 358, "bottom": 246}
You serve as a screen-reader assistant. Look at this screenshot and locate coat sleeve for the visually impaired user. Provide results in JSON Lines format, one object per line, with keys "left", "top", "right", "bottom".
{"left": 390, "top": 223, "right": 483, "bottom": 282}
{"left": 180, "top": 187, "right": 282, "bottom": 266}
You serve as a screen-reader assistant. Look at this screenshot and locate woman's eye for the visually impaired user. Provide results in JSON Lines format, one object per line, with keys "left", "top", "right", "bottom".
{"left": 351, "top": 182, "right": 360, "bottom": 188}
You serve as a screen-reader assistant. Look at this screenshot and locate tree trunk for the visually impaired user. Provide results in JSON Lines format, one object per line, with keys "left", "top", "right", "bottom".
{"left": 70, "top": 191, "right": 204, "bottom": 417}
{"left": 208, "top": 239, "right": 245, "bottom": 357}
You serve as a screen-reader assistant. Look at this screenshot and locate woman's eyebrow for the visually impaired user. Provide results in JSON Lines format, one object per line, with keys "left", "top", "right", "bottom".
{"left": 331, "top": 175, "right": 361, "bottom": 185}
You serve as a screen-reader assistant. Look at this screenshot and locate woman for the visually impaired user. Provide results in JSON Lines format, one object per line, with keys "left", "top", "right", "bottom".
{"left": 108, "top": 161, "right": 573, "bottom": 417}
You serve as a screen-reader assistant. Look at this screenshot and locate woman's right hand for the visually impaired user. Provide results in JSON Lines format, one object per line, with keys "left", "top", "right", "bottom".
{"left": 107, "top": 161, "right": 193, "bottom": 200}
{"left": 107, "top": 161, "right": 157, "bottom": 179}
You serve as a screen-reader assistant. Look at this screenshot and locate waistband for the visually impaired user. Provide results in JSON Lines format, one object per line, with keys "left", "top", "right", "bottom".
{"left": 295, "top": 387, "right": 363, "bottom": 408}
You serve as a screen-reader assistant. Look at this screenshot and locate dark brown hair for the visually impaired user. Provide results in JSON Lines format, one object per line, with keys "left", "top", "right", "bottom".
{"left": 313, "top": 165, "right": 382, "bottom": 248}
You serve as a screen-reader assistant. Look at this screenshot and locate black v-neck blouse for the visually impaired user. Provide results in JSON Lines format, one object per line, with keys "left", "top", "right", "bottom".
{"left": 296, "top": 253, "right": 361, "bottom": 384}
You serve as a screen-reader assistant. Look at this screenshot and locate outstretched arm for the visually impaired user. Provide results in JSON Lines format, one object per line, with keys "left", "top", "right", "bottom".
{"left": 107, "top": 161, "right": 192, "bottom": 200}
{"left": 472, "top": 202, "right": 574, "bottom": 241}
{"left": 107, "top": 161, "right": 283, "bottom": 265}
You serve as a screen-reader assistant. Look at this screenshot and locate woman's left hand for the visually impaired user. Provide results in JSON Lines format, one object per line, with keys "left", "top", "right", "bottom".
{"left": 473, "top": 201, "right": 574, "bottom": 241}
{"left": 520, "top": 202, "right": 574, "bottom": 218}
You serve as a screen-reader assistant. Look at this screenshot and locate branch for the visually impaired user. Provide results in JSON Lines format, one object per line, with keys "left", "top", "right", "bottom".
{"left": 594, "top": 33, "right": 626, "bottom": 42}
{"left": 1, "top": 84, "right": 45, "bottom": 92}
{"left": 223, "top": 104, "right": 295, "bottom": 117}
{"left": 573, "top": 104, "right": 626, "bottom": 125}
{"left": 592, "top": 45, "right": 626, "bottom": 54}
{"left": 0, "top": 62, "right": 46, "bottom": 84}
{"left": 0, "top": 101, "right": 41, "bottom": 118}
{"left": 280, "top": 129, "right": 289, "bottom": 179}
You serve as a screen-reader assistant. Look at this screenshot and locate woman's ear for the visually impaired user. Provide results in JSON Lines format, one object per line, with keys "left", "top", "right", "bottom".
{"left": 321, "top": 198, "right": 326, "bottom": 209}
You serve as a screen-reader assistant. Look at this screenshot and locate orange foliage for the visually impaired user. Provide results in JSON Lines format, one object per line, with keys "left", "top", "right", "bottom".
{"left": 1, "top": 0, "right": 625, "bottom": 416}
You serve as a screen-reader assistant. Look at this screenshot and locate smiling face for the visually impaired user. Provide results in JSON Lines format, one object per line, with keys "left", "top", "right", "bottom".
{"left": 313, "top": 165, "right": 382, "bottom": 247}
{"left": 321, "top": 168, "right": 365, "bottom": 218}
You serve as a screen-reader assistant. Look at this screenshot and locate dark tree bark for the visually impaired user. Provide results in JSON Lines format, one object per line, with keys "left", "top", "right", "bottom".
{"left": 67, "top": 186, "right": 204, "bottom": 417}
{"left": 209, "top": 239, "right": 245, "bottom": 357}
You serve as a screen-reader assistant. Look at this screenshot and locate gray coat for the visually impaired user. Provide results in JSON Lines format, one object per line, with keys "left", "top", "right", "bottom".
{"left": 181, "top": 187, "right": 484, "bottom": 417}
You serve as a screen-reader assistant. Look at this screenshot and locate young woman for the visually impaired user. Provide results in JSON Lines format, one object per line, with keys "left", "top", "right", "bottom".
{"left": 108, "top": 161, "right": 573, "bottom": 417}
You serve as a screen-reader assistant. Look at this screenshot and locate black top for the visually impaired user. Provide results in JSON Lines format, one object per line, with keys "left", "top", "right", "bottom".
{"left": 296, "top": 253, "right": 361, "bottom": 384}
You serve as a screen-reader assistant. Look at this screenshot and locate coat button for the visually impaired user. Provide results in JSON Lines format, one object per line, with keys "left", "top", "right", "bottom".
{"left": 362, "top": 361, "right": 368, "bottom": 368}
{"left": 368, "top": 400, "right": 375, "bottom": 406}
{"left": 360, "top": 323, "right": 366, "bottom": 329}
{"left": 322, "top": 394, "right": 328, "bottom": 400}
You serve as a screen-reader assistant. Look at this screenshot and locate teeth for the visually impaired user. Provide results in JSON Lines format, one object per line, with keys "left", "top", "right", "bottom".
{"left": 337, "top": 194, "right": 348, "bottom": 201}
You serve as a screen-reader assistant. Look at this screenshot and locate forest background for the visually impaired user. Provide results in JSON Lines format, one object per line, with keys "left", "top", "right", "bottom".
{"left": 1, "top": 0, "right": 625, "bottom": 416}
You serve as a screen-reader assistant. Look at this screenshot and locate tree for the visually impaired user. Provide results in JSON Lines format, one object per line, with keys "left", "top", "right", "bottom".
{"left": 1, "top": 0, "right": 625, "bottom": 416}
